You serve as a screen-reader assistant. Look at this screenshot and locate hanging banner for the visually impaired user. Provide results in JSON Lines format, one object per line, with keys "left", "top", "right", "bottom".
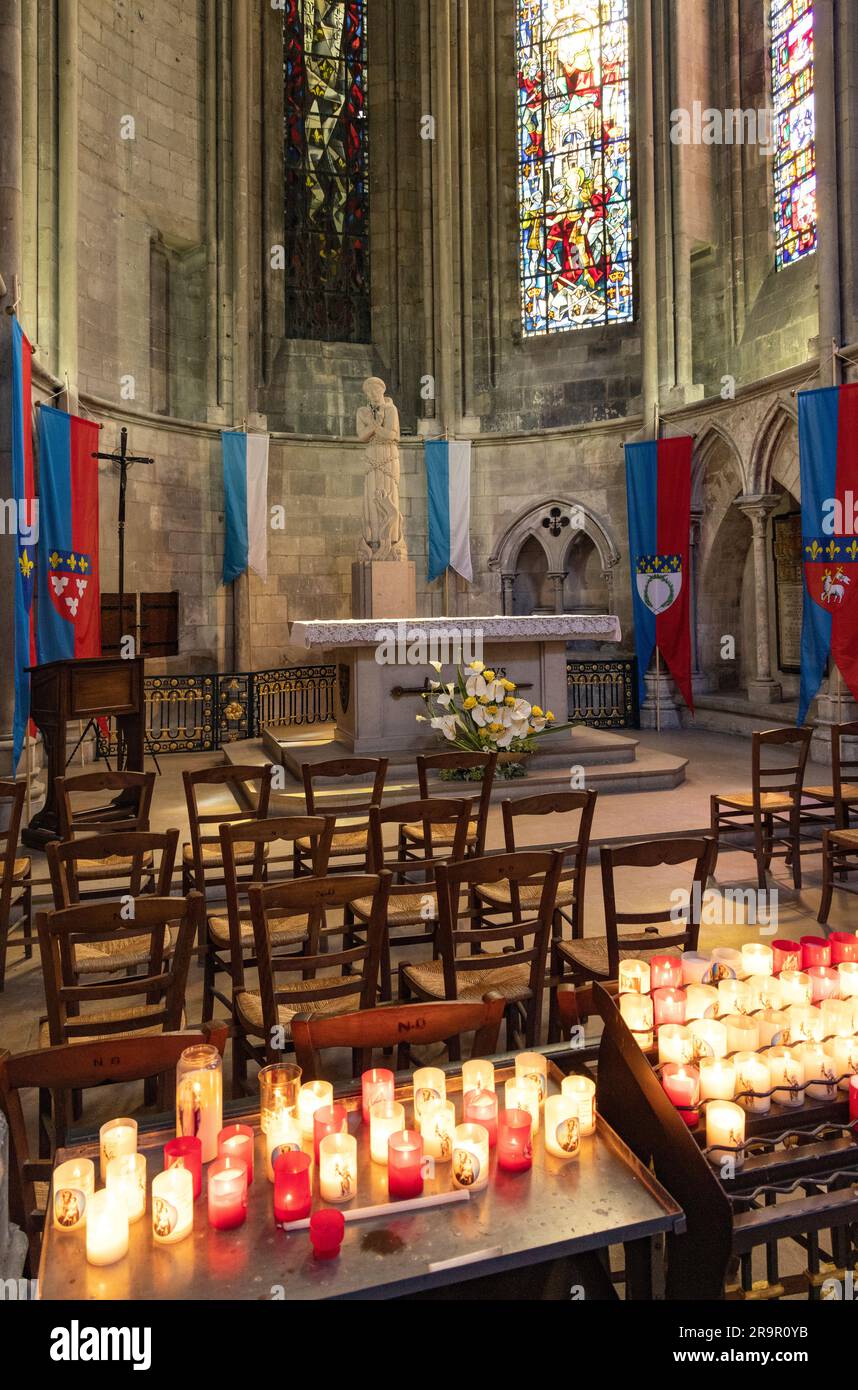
{"left": 624, "top": 436, "right": 695, "bottom": 714}
{"left": 36, "top": 405, "right": 102, "bottom": 664}
{"left": 222, "top": 431, "right": 269, "bottom": 584}
{"left": 425, "top": 439, "right": 473, "bottom": 584}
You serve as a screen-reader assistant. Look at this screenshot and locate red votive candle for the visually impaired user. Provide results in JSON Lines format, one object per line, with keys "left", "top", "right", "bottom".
{"left": 463, "top": 1088, "right": 499, "bottom": 1147}
{"left": 361, "top": 1068, "right": 394, "bottom": 1125}
{"left": 207, "top": 1157, "right": 248, "bottom": 1231}
{"left": 387, "top": 1130, "right": 424, "bottom": 1199}
{"left": 772, "top": 940, "right": 802, "bottom": 974}
{"left": 661, "top": 1064, "right": 700, "bottom": 1128}
{"left": 314, "top": 1104, "right": 347, "bottom": 1163}
{"left": 851, "top": 1076, "right": 858, "bottom": 1124}
{"left": 651, "top": 956, "right": 682, "bottom": 990}
{"left": 653, "top": 987, "right": 686, "bottom": 1027}
{"left": 164, "top": 1135, "right": 202, "bottom": 1200}
{"left": 217, "top": 1124, "right": 254, "bottom": 1184}
{"left": 801, "top": 936, "right": 831, "bottom": 970}
{"left": 830, "top": 932, "right": 858, "bottom": 965}
{"left": 273, "top": 1151, "right": 311, "bottom": 1225}
{"left": 497, "top": 1109, "right": 533, "bottom": 1173}
{"left": 807, "top": 965, "right": 840, "bottom": 1003}
{"left": 310, "top": 1208, "right": 345, "bottom": 1260}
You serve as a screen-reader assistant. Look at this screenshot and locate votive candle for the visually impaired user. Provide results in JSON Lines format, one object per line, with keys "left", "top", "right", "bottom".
{"left": 298, "top": 1080, "right": 333, "bottom": 1139}
{"left": 463, "top": 1088, "right": 498, "bottom": 1146}
{"left": 207, "top": 1157, "right": 248, "bottom": 1231}
{"left": 497, "top": 1109, "right": 533, "bottom": 1172}
{"left": 742, "top": 943, "right": 775, "bottom": 978}
{"left": 706, "top": 1101, "right": 745, "bottom": 1168}
{"left": 420, "top": 1099, "right": 455, "bottom": 1162}
{"left": 258, "top": 1062, "right": 302, "bottom": 1130}
{"left": 561, "top": 1074, "right": 596, "bottom": 1137}
{"left": 772, "top": 940, "right": 802, "bottom": 974}
{"left": 699, "top": 1057, "right": 736, "bottom": 1102}
{"left": 369, "top": 1099, "right": 404, "bottom": 1164}
{"left": 413, "top": 1067, "right": 446, "bottom": 1123}
{"left": 733, "top": 1052, "right": 771, "bottom": 1115}
{"left": 797, "top": 1041, "right": 838, "bottom": 1101}
{"left": 653, "top": 988, "right": 686, "bottom": 1027}
{"left": 505, "top": 1077, "right": 540, "bottom": 1135}
{"left": 724, "top": 1014, "right": 760, "bottom": 1054}
{"left": 387, "top": 1131, "right": 423, "bottom": 1199}
{"left": 829, "top": 1035, "right": 858, "bottom": 1091}
{"left": 319, "top": 1132, "right": 358, "bottom": 1204}
{"left": 515, "top": 1052, "right": 548, "bottom": 1104}
{"left": 711, "top": 946, "right": 743, "bottom": 980}
{"left": 265, "top": 1110, "right": 303, "bottom": 1183}
{"left": 690, "top": 1017, "right": 728, "bottom": 1061}
{"left": 99, "top": 1118, "right": 137, "bottom": 1183}
{"left": 451, "top": 1123, "right": 489, "bottom": 1190}
{"left": 838, "top": 962, "right": 858, "bottom": 998}
{"left": 152, "top": 1166, "right": 193, "bottom": 1244}
{"left": 830, "top": 932, "right": 858, "bottom": 965}
{"left": 86, "top": 1190, "right": 129, "bottom": 1267}
{"left": 757, "top": 1009, "right": 790, "bottom": 1047}
{"left": 461, "top": 1058, "right": 495, "bottom": 1096}
{"left": 314, "top": 1104, "right": 348, "bottom": 1164}
{"left": 661, "top": 1064, "right": 700, "bottom": 1127}
{"left": 769, "top": 1047, "right": 806, "bottom": 1107}
{"left": 685, "top": 984, "right": 719, "bottom": 1021}
{"left": 618, "top": 959, "right": 651, "bottom": 994}
{"left": 164, "top": 1136, "right": 202, "bottom": 1200}
{"left": 176, "top": 1045, "right": 223, "bottom": 1164}
{"left": 544, "top": 1094, "right": 582, "bottom": 1156}
{"left": 786, "top": 1004, "right": 824, "bottom": 1044}
{"left": 217, "top": 1124, "right": 254, "bottom": 1184}
{"left": 821, "top": 998, "right": 854, "bottom": 1038}
{"left": 808, "top": 966, "right": 840, "bottom": 1004}
{"left": 801, "top": 936, "right": 831, "bottom": 970}
{"left": 681, "top": 953, "right": 713, "bottom": 986}
{"left": 273, "top": 1151, "right": 311, "bottom": 1224}
{"left": 105, "top": 1152, "right": 147, "bottom": 1223}
{"left": 651, "top": 955, "right": 682, "bottom": 990}
{"left": 52, "top": 1157, "right": 95, "bottom": 1232}
{"left": 780, "top": 970, "right": 813, "bottom": 1006}
{"left": 747, "top": 975, "right": 783, "bottom": 1012}
{"left": 718, "top": 978, "right": 751, "bottom": 1017}
{"left": 620, "top": 992, "right": 654, "bottom": 1050}
{"left": 850, "top": 1075, "right": 858, "bottom": 1122}
{"left": 361, "top": 1068, "right": 394, "bottom": 1125}
{"left": 658, "top": 1024, "right": 694, "bottom": 1066}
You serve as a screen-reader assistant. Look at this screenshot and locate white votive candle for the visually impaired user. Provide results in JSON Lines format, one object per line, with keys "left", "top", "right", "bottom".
{"left": 561, "top": 1074, "right": 596, "bottom": 1137}
{"left": 619, "top": 992, "right": 654, "bottom": 1050}
{"left": 769, "top": 1047, "right": 806, "bottom": 1108}
{"left": 461, "top": 1059, "right": 495, "bottom": 1096}
{"left": 176, "top": 1064, "right": 222, "bottom": 1164}
{"left": 505, "top": 1077, "right": 540, "bottom": 1134}
{"left": 718, "top": 978, "right": 751, "bottom": 1017}
{"left": 265, "top": 1110, "right": 303, "bottom": 1182}
{"left": 105, "top": 1152, "right": 147, "bottom": 1223}
{"left": 420, "top": 1099, "right": 456, "bottom": 1162}
{"left": 757, "top": 1009, "right": 790, "bottom": 1047}
{"left": 690, "top": 1017, "right": 728, "bottom": 1061}
{"left": 838, "top": 962, "right": 858, "bottom": 998}
{"left": 786, "top": 1004, "right": 824, "bottom": 1044}
{"left": 152, "top": 1166, "right": 194, "bottom": 1244}
{"left": 413, "top": 1067, "right": 447, "bottom": 1123}
{"left": 733, "top": 1051, "right": 771, "bottom": 1115}
{"left": 370, "top": 1100, "right": 405, "bottom": 1164}
{"left": 681, "top": 953, "right": 712, "bottom": 986}
{"left": 451, "top": 1124, "right": 489, "bottom": 1190}
{"left": 830, "top": 1035, "right": 858, "bottom": 1090}
{"left": 797, "top": 1042, "right": 838, "bottom": 1101}
{"left": 658, "top": 1024, "right": 694, "bottom": 1066}
{"left": 99, "top": 1118, "right": 137, "bottom": 1183}
{"left": 52, "top": 1158, "right": 95, "bottom": 1231}
{"left": 821, "top": 998, "right": 854, "bottom": 1039}
{"left": 711, "top": 947, "right": 744, "bottom": 979}
{"left": 699, "top": 1057, "right": 736, "bottom": 1102}
{"left": 684, "top": 984, "right": 719, "bottom": 1021}
{"left": 619, "top": 959, "right": 651, "bottom": 994}
{"left": 298, "top": 1080, "right": 333, "bottom": 1140}
{"left": 724, "top": 1014, "right": 760, "bottom": 1054}
{"left": 319, "top": 1132, "right": 358, "bottom": 1203}
{"left": 544, "top": 1095, "right": 581, "bottom": 1158}
{"left": 706, "top": 1102, "right": 745, "bottom": 1168}
{"left": 780, "top": 970, "right": 813, "bottom": 1006}
{"left": 515, "top": 1052, "right": 548, "bottom": 1104}
{"left": 746, "top": 975, "right": 783, "bottom": 1012}
{"left": 86, "top": 1190, "right": 129, "bottom": 1267}
{"left": 741, "top": 943, "right": 774, "bottom": 978}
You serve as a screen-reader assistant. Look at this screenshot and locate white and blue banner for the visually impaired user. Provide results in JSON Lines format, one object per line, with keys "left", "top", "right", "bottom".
{"left": 221, "top": 431, "right": 269, "bottom": 585}
{"left": 425, "top": 439, "right": 473, "bottom": 584}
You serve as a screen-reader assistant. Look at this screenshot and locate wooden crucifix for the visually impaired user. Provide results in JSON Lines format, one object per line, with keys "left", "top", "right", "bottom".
{"left": 92, "top": 427, "right": 154, "bottom": 648}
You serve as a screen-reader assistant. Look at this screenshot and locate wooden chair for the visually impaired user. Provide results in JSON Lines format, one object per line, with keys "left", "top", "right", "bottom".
{"left": 182, "top": 763, "right": 273, "bottom": 897}
{"left": 295, "top": 756, "right": 388, "bottom": 875}
{"left": 349, "top": 798, "right": 472, "bottom": 1000}
{"left": 0, "top": 780, "right": 32, "bottom": 991}
{"left": 399, "top": 751, "right": 497, "bottom": 860}
{"left": 235, "top": 872, "right": 391, "bottom": 1072}
{"left": 710, "top": 727, "right": 813, "bottom": 889}
{"left": 46, "top": 829, "right": 180, "bottom": 977}
{"left": 552, "top": 836, "right": 714, "bottom": 1004}
{"left": 292, "top": 996, "right": 506, "bottom": 1079}
{"left": 0, "top": 1026, "right": 227, "bottom": 1273}
{"left": 804, "top": 720, "right": 858, "bottom": 829}
{"left": 55, "top": 769, "right": 156, "bottom": 898}
{"left": 475, "top": 790, "right": 597, "bottom": 942}
{"left": 401, "top": 849, "right": 565, "bottom": 1052}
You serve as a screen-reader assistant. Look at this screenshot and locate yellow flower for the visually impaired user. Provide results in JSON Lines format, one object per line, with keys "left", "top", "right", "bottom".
{"left": 504, "top": 696, "right": 515, "bottom": 707}
{"left": 483, "top": 670, "right": 496, "bottom": 682}
{"left": 480, "top": 694, "right": 492, "bottom": 705}
{"left": 501, "top": 679, "right": 516, "bottom": 692}
{"left": 489, "top": 722, "right": 504, "bottom": 735}
{"left": 546, "top": 711, "right": 555, "bottom": 722}
{"left": 463, "top": 696, "right": 477, "bottom": 710}
{"left": 532, "top": 705, "right": 544, "bottom": 718}
{"left": 487, "top": 706, "right": 499, "bottom": 720}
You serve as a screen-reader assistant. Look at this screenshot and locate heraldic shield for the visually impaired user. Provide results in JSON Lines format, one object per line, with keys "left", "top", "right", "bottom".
{"left": 635, "top": 554, "right": 683, "bottom": 616}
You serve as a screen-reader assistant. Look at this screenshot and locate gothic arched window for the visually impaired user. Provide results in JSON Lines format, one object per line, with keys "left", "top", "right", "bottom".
{"left": 771, "top": 0, "right": 816, "bottom": 269}
{"left": 516, "top": 0, "right": 633, "bottom": 336}
{"left": 283, "top": 1, "right": 370, "bottom": 342}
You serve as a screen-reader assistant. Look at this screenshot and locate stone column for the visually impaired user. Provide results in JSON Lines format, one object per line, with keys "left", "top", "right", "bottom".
{"left": 634, "top": 0, "right": 659, "bottom": 437}
{"left": 500, "top": 574, "right": 515, "bottom": 617}
{"left": 736, "top": 495, "right": 781, "bottom": 705}
{"left": 230, "top": 0, "right": 253, "bottom": 672}
{"left": 813, "top": 0, "right": 842, "bottom": 386}
{"left": 57, "top": 0, "right": 78, "bottom": 405}
{"left": 689, "top": 509, "right": 710, "bottom": 695}
{"left": 549, "top": 572, "right": 566, "bottom": 615}
{"left": 0, "top": 0, "right": 23, "bottom": 775}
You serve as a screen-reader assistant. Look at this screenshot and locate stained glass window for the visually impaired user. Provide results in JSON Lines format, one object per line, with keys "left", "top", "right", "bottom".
{"left": 516, "top": 0, "right": 633, "bottom": 336}
{"left": 771, "top": 0, "right": 816, "bottom": 269}
{"left": 283, "top": 1, "right": 370, "bottom": 342}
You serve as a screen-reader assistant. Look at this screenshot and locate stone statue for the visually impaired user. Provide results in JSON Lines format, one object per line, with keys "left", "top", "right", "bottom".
{"left": 356, "top": 377, "right": 407, "bottom": 562}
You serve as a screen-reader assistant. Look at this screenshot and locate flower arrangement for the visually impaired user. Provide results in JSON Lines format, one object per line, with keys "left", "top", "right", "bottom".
{"left": 417, "top": 660, "right": 569, "bottom": 778}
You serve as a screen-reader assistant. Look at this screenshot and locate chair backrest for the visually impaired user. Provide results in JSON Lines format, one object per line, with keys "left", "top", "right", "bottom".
{"left": 368, "top": 798, "right": 473, "bottom": 897}
{"left": 599, "top": 836, "right": 714, "bottom": 979}
{"left": 56, "top": 769, "right": 155, "bottom": 839}
{"left": 292, "top": 996, "right": 506, "bottom": 1078}
{"left": 0, "top": 1025, "right": 227, "bottom": 1270}
{"left": 0, "top": 780, "right": 26, "bottom": 918}
{"left": 435, "top": 849, "right": 565, "bottom": 1006}
{"left": 415, "top": 751, "right": 498, "bottom": 855}
{"left": 183, "top": 764, "right": 273, "bottom": 890}
{"left": 592, "top": 984, "right": 733, "bottom": 1300}
{"left": 751, "top": 726, "right": 812, "bottom": 805}
{"left": 219, "top": 815, "right": 336, "bottom": 985}
{"left": 47, "top": 828, "right": 180, "bottom": 907}
{"left": 36, "top": 893, "right": 202, "bottom": 1046}
{"left": 248, "top": 872, "right": 392, "bottom": 1060}
{"left": 500, "top": 790, "right": 597, "bottom": 934}
{"left": 302, "top": 757, "right": 388, "bottom": 821}
{"left": 831, "top": 720, "right": 858, "bottom": 805}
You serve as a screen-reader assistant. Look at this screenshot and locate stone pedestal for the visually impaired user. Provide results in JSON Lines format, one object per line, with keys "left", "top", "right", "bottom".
{"left": 640, "top": 670, "right": 683, "bottom": 730}
{"left": 351, "top": 561, "right": 417, "bottom": 621}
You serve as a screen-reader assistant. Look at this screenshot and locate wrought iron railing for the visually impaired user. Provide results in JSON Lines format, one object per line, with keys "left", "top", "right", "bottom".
{"left": 566, "top": 658, "right": 638, "bottom": 729}
{"left": 96, "top": 664, "right": 337, "bottom": 757}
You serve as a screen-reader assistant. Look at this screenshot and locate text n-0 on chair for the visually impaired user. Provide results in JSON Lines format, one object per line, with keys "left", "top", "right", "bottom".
{"left": 295, "top": 757, "right": 388, "bottom": 876}
{"left": 292, "top": 996, "right": 506, "bottom": 1080}
{"left": 475, "top": 790, "right": 597, "bottom": 942}
{"left": 552, "top": 836, "right": 714, "bottom": 1000}
{"left": 709, "top": 726, "right": 813, "bottom": 890}
{"left": 0, "top": 1027, "right": 226, "bottom": 1274}
{"left": 218, "top": 815, "right": 335, "bottom": 1090}
{"left": 0, "top": 780, "right": 32, "bottom": 991}
{"left": 399, "top": 751, "right": 497, "bottom": 863}
{"left": 349, "top": 798, "right": 473, "bottom": 1001}
{"left": 234, "top": 871, "right": 392, "bottom": 1071}
{"left": 46, "top": 829, "right": 180, "bottom": 979}
{"left": 400, "top": 849, "right": 565, "bottom": 1054}
{"left": 55, "top": 769, "right": 156, "bottom": 899}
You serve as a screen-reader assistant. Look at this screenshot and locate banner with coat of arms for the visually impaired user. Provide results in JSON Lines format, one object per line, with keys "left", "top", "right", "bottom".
{"left": 36, "top": 405, "right": 102, "bottom": 664}
{"left": 624, "top": 437, "right": 695, "bottom": 714}
{"left": 798, "top": 382, "right": 858, "bottom": 723}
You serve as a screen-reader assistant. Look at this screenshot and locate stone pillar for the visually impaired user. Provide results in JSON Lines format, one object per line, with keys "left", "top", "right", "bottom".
{"left": 736, "top": 495, "right": 782, "bottom": 705}
{"left": 230, "top": 0, "right": 253, "bottom": 673}
{"left": 57, "top": 0, "right": 78, "bottom": 405}
{"left": 813, "top": 0, "right": 842, "bottom": 386}
{"left": 634, "top": 0, "right": 659, "bottom": 437}
{"left": 550, "top": 573, "right": 565, "bottom": 615}
{"left": 689, "top": 509, "right": 710, "bottom": 695}
{"left": 500, "top": 574, "right": 515, "bottom": 616}
{"left": 0, "top": 0, "right": 23, "bottom": 775}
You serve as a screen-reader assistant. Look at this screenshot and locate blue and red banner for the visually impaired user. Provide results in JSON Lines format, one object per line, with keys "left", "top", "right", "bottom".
{"left": 625, "top": 437, "right": 695, "bottom": 713}
{"left": 798, "top": 383, "right": 858, "bottom": 724}
{"left": 36, "top": 405, "right": 102, "bottom": 665}
{"left": 11, "top": 319, "right": 36, "bottom": 770}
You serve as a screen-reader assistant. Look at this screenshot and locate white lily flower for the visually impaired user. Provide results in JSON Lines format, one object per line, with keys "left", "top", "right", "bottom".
{"left": 431, "top": 714, "right": 459, "bottom": 741}
{"left": 465, "top": 673, "right": 488, "bottom": 698}
{"left": 511, "top": 698, "right": 532, "bottom": 720}
{"left": 429, "top": 680, "right": 441, "bottom": 691}
{"left": 437, "top": 693, "right": 453, "bottom": 708}
{"left": 471, "top": 705, "right": 492, "bottom": 727}
{"left": 496, "top": 728, "right": 516, "bottom": 749}
{"left": 429, "top": 660, "right": 443, "bottom": 673}
{"left": 530, "top": 717, "right": 547, "bottom": 733}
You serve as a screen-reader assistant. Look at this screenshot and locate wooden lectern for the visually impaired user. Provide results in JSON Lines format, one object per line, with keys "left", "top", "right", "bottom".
{"left": 23, "top": 656, "right": 146, "bottom": 847}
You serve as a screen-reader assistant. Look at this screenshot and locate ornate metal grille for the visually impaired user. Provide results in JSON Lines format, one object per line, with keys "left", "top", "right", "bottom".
{"left": 566, "top": 658, "right": 637, "bottom": 728}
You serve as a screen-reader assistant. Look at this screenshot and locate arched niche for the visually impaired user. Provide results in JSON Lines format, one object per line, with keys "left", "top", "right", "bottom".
{"left": 488, "top": 497, "right": 621, "bottom": 617}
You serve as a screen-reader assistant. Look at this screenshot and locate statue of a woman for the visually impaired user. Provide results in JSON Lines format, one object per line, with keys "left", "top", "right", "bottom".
{"left": 356, "top": 377, "right": 407, "bottom": 562}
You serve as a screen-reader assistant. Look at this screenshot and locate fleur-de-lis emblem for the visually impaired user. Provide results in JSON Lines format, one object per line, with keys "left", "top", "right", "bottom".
{"left": 68, "top": 553, "right": 77, "bottom": 571}
{"left": 18, "top": 549, "right": 34, "bottom": 580}
{"left": 78, "top": 556, "right": 89, "bottom": 573}
{"left": 847, "top": 541, "right": 858, "bottom": 561}
{"left": 49, "top": 550, "right": 61, "bottom": 569}
{"left": 826, "top": 540, "right": 841, "bottom": 561}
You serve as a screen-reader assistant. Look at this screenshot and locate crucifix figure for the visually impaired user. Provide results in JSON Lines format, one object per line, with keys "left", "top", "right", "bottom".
{"left": 92, "top": 427, "right": 154, "bottom": 647}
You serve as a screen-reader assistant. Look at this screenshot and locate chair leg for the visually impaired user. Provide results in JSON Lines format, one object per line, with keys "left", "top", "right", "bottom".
{"left": 791, "top": 813, "right": 802, "bottom": 890}
{"left": 0, "top": 921, "right": 7, "bottom": 993}
{"left": 709, "top": 798, "right": 721, "bottom": 880}
{"left": 22, "top": 883, "right": 33, "bottom": 959}
{"left": 201, "top": 945, "right": 215, "bottom": 1023}
{"left": 818, "top": 837, "right": 834, "bottom": 925}
{"left": 753, "top": 816, "right": 767, "bottom": 891}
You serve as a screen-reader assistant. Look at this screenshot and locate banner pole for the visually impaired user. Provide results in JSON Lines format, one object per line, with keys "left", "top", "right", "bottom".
{"left": 655, "top": 648, "right": 661, "bottom": 734}
{"left": 25, "top": 734, "right": 32, "bottom": 824}
{"left": 444, "top": 567, "right": 450, "bottom": 617}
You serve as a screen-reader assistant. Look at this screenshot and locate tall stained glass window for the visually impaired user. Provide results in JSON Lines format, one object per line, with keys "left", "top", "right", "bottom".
{"left": 771, "top": 0, "right": 816, "bottom": 269}
{"left": 283, "top": 1, "right": 370, "bottom": 342}
{"left": 516, "top": 0, "right": 632, "bottom": 336}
